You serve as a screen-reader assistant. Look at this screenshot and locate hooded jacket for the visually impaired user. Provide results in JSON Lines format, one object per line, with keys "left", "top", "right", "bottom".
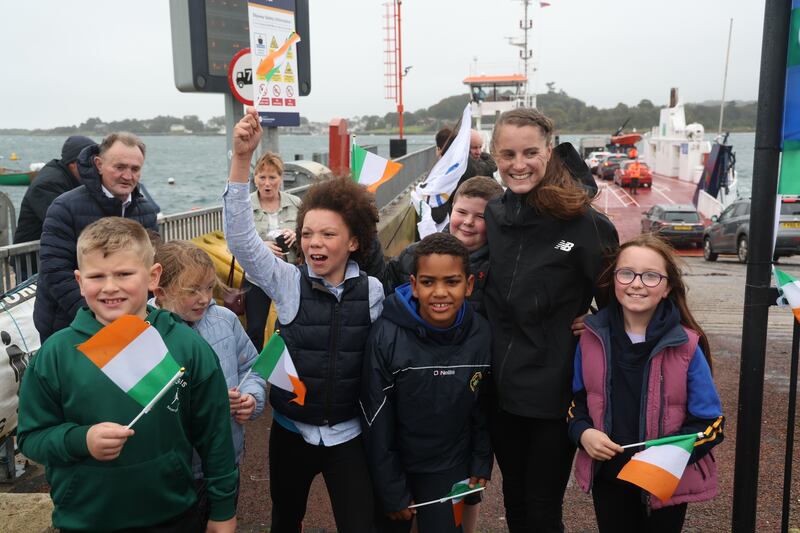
{"left": 568, "top": 307, "right": 724, "bottom": 509}
{"left": 17, "top": 306, "right": 238, "bottom": 530}
{"left": 14, "top": 159, "right": 80, "bottom": 244}
{"left": 33, "top": 145, "right": 160, "bottom": 341}
{"left": 484, "top": 190, "right": 619, "bottom": 418}
{"left": 360, "top": 284, "right": 493, "bottom": 512}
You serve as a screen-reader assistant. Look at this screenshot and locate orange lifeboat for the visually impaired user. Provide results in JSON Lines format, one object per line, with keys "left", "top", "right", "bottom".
{"left": 610, "top": 133, "right": 643, "bottom": 146}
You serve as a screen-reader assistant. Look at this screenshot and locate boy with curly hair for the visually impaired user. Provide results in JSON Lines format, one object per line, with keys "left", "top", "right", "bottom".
{"left": 223, "top": 108, "right": 384, "bottom": 532}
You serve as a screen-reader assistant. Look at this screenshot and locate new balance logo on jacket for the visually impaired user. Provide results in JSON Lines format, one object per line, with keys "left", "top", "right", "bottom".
{"left": 554, "top": 240, "right": 574, "bottom": 252}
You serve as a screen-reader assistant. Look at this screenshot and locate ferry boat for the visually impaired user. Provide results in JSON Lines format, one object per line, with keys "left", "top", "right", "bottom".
{"left": 590, "top": 88, "right": 737, "bottom": 248}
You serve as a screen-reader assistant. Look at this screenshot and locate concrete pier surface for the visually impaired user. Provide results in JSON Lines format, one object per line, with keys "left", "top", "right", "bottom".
{"left": 4, "top": 256, "right": 800, "bottom": 532}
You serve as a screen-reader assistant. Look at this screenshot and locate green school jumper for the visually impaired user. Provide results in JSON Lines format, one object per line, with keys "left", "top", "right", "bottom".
{"left": 17, "top": 306, "right": 238, "bottom": 531}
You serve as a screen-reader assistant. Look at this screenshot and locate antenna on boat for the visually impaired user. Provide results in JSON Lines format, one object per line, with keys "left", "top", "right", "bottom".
{"left": 718, "top": 18, "right": 733, "bottom": 137}
{"left": 508, "top": 0, "right": 536, "bottom": 108}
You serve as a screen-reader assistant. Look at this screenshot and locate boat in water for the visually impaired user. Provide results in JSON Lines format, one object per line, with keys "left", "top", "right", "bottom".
{"left": 0, "top": 167, "right": 37, "bottom": 186}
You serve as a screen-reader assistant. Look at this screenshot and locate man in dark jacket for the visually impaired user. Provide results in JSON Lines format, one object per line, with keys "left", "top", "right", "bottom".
{"left": 14, "top": 135, "right": 96, "bottom": 245}
{"left": 33, "top": 132, "right": 160, "bottom": 342}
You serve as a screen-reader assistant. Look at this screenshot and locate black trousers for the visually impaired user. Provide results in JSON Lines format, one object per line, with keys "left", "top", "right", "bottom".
{"left": 375, "top": 463, "right": 472, "bottom": 533}
{"left": 269, "top": 420, "right": 375, "bottom": 533}
{"left": 592, "top": 476, "right": 687, "bottom": 533}
{"left": 60, "top": 501, "right": 204, "bottom": 533}
{"left": 489, "top": 409, "right": 576, "bottom": 533}
{"left": 242, "top": 276, "right": 271, "bottom": 351}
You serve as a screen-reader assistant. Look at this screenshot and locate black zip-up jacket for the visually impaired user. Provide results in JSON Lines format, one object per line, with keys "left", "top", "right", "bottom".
{"left": 33, "top": 145, "right": 160, "bottom": 342}
{"left": 484, "top": 190, "right": 618, "bottom": 419}
{"left": 14, "top": 159, "right": 80, "bottom": 244}
{"left": 360, "top": 284, "right": 493, "bottom": 512}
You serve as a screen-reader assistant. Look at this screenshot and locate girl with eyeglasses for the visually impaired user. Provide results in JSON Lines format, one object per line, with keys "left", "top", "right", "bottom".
{"left": 568, "top": 234, "right": 725, "bottom": 532}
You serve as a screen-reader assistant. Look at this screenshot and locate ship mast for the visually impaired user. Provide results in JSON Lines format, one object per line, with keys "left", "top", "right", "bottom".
{"left": 718, "top": 18, "right": 733, "bottom": 137}
{"left": 509, "top": 0, "right": 536, "bottom": 109}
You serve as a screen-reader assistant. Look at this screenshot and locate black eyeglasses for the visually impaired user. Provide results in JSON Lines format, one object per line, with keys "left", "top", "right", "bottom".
{"left": 614, "top": 268, "right": 668, "bottom": 288}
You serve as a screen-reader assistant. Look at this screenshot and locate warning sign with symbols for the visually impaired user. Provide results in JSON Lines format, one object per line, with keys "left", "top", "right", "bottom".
{"left": 248, "top": 0, "right": 301, "bottom": 127}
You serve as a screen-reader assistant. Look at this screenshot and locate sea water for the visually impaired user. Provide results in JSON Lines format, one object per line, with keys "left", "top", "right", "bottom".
{"left": 0, "top": 132, "right": 754, "bottom": 217}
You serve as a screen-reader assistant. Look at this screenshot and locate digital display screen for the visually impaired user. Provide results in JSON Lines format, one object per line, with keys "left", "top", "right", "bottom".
{"left": 205, "top": 0, "right": 249, "bottom": 77}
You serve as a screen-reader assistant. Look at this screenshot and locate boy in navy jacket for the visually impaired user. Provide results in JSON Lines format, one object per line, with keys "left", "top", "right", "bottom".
{"left": 360, "top": 233, "right": 492, "bottom": 533}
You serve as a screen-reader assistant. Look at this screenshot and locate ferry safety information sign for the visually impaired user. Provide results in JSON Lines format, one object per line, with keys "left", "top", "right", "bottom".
{"left": 248, "top": 0, "right": 301, "bottom": 127}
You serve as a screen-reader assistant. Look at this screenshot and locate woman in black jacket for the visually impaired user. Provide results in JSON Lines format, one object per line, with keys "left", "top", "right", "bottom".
{"left": 483, "top": 108, "right": 618, "bottom": 532}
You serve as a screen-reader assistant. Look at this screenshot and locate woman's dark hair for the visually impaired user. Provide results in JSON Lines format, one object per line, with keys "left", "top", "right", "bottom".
{"left": 533, "top": 149, "right": 592, "bottom": 219}
{"left": 296, "top": 177, "right": 378, "bottom": 266}
{"left": 412, "top": 233, "right": 470, "bottom": 277}
{"left": 597, "top": 234, "right": 713, "bottom": 371}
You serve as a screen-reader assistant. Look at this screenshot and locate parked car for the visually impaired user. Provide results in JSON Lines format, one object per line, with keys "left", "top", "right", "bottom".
{"left": 614, "top": 160, "right": 653, "bottom": 189}
{"left": 597, "top": 155, "right": 629, "bottom": 180}
{"left": 585, "top": 151, "right": 612, "bottom": 174}
{"left": 641, "top": 204, "right": 704, "bottom": 247}
{"left": 703, "top": 197, "right": 800, "bottom": 262}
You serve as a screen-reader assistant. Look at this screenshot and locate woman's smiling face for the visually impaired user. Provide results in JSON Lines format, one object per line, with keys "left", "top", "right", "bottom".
{"left": 493, "top": 124, "right": 552, "bottom": 195}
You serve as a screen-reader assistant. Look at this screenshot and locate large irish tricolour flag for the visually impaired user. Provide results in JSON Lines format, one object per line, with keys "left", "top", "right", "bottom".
{"left": 617, "top": 433, "right": 699, "bottom": 502}
{"left": 77, "top": 315, "right": 181, "bottom": 408}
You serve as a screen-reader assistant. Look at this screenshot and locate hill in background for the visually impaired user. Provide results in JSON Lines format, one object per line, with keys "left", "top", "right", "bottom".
{"left": 1, "top": 88, "right": 756, "bottom": 136}
{"left": 352, "top": 88, "right": 756, "bottom": 134}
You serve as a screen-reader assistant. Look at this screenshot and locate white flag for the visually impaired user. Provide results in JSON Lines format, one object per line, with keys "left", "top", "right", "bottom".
{"left": 413, "top": 104, "right": 471, "bottom": 237}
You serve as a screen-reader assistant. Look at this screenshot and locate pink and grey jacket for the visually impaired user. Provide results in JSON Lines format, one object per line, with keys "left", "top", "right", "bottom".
{"left": 568, "top": 309, "right": 724, "bottom": 509}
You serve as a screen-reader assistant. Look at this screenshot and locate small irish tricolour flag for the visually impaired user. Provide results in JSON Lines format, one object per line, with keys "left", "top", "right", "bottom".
{"left": 617, "top": 433, "right": 701, "bottom": 501}
{"left": 249, "top": 332, "right": 306, "bottom": 406}
{"left": 408, "top": 478, "right": 485, "bottom": 525}
{"left": 447, "top": 479, "right": 473, "bottom": 527}
{"left": 775, "top": 268, "right": 800, "bottom": 322}
{"left": 77, "top": 315, "right": 185, "bottom": 428}
{"left": 351, "top": 143, "right": 403, "bottom": 193}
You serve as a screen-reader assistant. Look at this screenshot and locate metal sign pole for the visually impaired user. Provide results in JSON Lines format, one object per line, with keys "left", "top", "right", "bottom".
{"left": 225, "top": 93, "right": 244, "bottom": 173}
{"left": 262, "top": 126, "right": 280, "bottom": 157}
{"left": 731, "top": 1, "right": 792, "bottom": 531}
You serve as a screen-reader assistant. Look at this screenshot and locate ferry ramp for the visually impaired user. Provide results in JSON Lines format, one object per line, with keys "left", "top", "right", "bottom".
{"left": 593, "top": 174, "right": 703, "bottom": 256}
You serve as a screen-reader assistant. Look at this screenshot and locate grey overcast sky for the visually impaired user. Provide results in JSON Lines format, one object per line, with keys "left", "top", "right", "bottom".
{"left": 0, "top": 0, "right": 765, "bottom": 130}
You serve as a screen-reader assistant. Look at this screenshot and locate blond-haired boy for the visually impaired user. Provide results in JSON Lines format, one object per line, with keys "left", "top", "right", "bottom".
{"left": 18, "top": 217, "right": 238, "bottom": 533}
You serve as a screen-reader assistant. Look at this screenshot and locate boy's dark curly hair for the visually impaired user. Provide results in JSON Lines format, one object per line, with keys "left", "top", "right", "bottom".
{"left": 412, "top": 233, "right": 470, "bottom": 277}
{"left": 296, "top": 177, "right": 379, "bottom": 266}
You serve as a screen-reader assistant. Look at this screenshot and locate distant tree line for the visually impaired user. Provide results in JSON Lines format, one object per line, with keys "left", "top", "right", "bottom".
{"left": 1, "top": 115, "right": 309, "bottom": 136}
{"left": 2, "top": 89, "right": 754, "bottom": 136}
{"left": 357, "top": 86, "right": 756, "bottom": 134}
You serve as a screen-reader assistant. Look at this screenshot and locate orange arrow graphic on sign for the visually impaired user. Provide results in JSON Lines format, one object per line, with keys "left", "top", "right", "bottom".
{"left": 257, "top": 32, "right": 301, "bottom": 81}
